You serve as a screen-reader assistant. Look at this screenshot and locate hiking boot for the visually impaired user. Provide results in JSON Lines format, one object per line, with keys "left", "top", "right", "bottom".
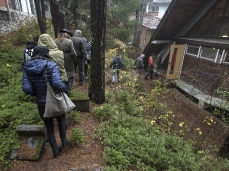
{"left": 85, "top": 76, "right": 89, "bottom": 80}
{"left": 144, "top": 77, "right": 148, "bottom": 80}
{"left": 48, "top": 135, "right": 61, "bottom": 158}
{"left": 79, "top": 82, "right": 85, "bottom": 85}
{"left": 62, "top": 140, "right": 69, "bottom": 151}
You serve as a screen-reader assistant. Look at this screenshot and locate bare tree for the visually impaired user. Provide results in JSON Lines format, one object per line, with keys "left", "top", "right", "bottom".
{"left": 89, "top": 0, "right": 107, "bottom": 104}
{"left": 34, "top": 0, "right": 46, "bottom": 34}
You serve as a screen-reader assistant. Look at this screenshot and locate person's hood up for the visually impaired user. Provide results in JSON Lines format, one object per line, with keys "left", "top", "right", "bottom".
{"left": 140, "top": 54, "right": 145, "bottom": 59}
{"left": 22, "top": 59, "right": 47, "bottom": 76}
{"left": 38, "top": 34, "right": 58, "bottom": 50}
{"left": 26, "top": 41, "right": 37, "bottom": 49}
{"left": 74, "top": 30, "right": 82, "bottom": 37}
{"left": 115, "top": 55, "right": 121, "bottom": 60}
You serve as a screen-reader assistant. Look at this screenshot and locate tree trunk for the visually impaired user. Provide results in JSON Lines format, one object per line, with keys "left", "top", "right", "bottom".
{"left": 89, "top": 0, "right": 107, "bottom": 104}
{"left": 34, "top": 0, "right": 46, "bottom": 34}
{"left": 50, "top": 0, "right": 65, "bottom": 38}
{"left": 40, "top": 0, "right": 46, "bottom": 33}
{"left": 133, "top": 1, "right": 145, "bottom": 51}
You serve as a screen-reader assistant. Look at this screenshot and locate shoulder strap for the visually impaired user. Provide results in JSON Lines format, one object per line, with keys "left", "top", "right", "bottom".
{"left": 44, "top": 61, "right": 49, "bottom": 83}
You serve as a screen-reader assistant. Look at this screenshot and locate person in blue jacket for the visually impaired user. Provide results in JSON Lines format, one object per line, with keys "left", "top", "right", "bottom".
{"left": 110, "top": 54, "right": 123, "bottom": 84}
{"left": 22, "top": 46, "right": 69, "bottom": 158}
{"left": 82, "top": 37, "right": 91, "bottom": 80}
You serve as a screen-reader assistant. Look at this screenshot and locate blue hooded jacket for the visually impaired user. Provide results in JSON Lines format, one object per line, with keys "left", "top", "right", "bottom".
{"left": 110, "top": 55, "right": 123, "bottom": 69}
{"left": 22, "top": 48, "right": 68, "bottom": 104}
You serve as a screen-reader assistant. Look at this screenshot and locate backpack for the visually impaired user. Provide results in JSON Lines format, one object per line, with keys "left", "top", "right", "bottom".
{"left": 114, "top": 58, "right": 123, "bottom": 69}
{"left": 24, "top": 48, "right": 34, "bottom": 62}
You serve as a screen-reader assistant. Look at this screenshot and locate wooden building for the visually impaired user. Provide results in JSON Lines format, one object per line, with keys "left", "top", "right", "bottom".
{"left": 143, "top": 0, "right": 229, "bottom": 110}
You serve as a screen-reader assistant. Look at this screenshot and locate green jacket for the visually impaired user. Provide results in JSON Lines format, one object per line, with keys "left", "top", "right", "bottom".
{"left": 38, "top": 34, "right": 68, "bottom": 81}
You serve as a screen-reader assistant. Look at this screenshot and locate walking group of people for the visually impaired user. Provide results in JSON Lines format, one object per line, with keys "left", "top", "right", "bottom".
{"left": 108, "top": 51, "right": 164, "bottom": 84}
{"left": 22, "top": 28, "right": 91, "bottom": 158}
{"left": 134, "top": 51, "right": 164, "bottom": 80}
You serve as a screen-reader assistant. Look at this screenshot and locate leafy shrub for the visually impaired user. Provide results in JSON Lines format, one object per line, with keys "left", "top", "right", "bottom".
{"left": 93, "top": 104, "right": 116, "bottom": 121}
{"left": 68, "top": 110, "right": 82, "bottom": 124}
{"left": 117, "top": 90, "right": 141, "bottom": 117}
{"left": 121, "top": 55, "right": 135, "bottom": 70}
{"left": 104, "top": 147, "right": 130, "bottom": 169}
{"left": 70, "top": 128, "right": 86, "bottom": 146}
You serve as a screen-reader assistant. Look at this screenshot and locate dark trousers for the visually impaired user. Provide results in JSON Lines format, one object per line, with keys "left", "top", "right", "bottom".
{"left": 37, "top": 104, "right": 66, "bottom": 136}
{"left": 74, "top": 58, "right": 84, "bottom": 83}
{"left": 145, "top": 66, "right": 153, "bottom": 79}
{"left": 84, "top": 60, "right": 90, "bottom": 77}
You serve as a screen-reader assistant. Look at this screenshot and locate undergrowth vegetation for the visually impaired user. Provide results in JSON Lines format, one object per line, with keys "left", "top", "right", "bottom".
{"left": 93, "top": 50, "right": 229, "bottom": 170}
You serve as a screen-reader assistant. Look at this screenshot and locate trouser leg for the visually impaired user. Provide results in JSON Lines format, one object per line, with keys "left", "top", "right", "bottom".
{"left": 74, "top": 60, "right": 77, "bottom": 73}
{"left": 37, "top": 105, "right": 60, "bottom": 158}
{"left": 84, "top": 64, "right": 88, "bottom": 77}
{"left": 79, "top": 60, "right": 84, "bottom": 82}
{"left": 145, "top": 71, "right": 150, "bottom": 79}
{"left": 68, "top": 77, "right": 74, "bottom": 89}
{"left": 138, "top": 69, "right": 143, "bottom": 80}
{"left": 150, "top": 70, "right": 153, "bottom": 79}
{"left": 117, "top": 70, "right": 120, "bottom": 82}
{"left": 57, "top": 114, "right": 68, "bottom": 150}
{"left": 112, "top": 70, "right": 115, "bottom": 83}
{"left": 75, "top": 58, "right": 84, "bottom": 83}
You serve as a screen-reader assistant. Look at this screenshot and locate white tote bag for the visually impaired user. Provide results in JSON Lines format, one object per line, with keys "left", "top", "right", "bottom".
{"left": 43, "top": 81, "right": 76, "bottom": 118}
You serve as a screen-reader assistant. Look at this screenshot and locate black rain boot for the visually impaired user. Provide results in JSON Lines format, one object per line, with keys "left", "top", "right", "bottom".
{"left": 58, "top": 116, "right": 69, "bottom": 150}
{"left": 48, "top": 135, "right": 61, "bottom": 158}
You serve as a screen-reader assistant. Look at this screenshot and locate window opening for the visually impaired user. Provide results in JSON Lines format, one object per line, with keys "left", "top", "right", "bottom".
{"left": 186, "top": 45, "right": 199, "bottom": 57}
{"left": 222, "top": 50, "right": 229, "bottom": 63}
{"left": 199, "top": 47, "right": 218, "bottom": 61}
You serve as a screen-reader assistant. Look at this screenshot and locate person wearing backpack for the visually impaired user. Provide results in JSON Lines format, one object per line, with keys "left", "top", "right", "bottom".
{"left": 23, "top": 35, "right": 39, "bottom": 62}
{"left": 71, "top": 30, "right": 87, "bottom": 85}
{"left": 82, "top": 37, "right": 91, "bottom": 80}
{"left": 110, "top": 54, "right": 123, "bottom": 84}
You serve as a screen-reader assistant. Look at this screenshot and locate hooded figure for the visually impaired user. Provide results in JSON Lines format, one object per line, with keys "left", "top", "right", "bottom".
{"left": 133, "top": 54, "right": 145, "bottom": 80}
{"left": 134, "top": 54, "right": 145, "bottom": 69}
{"left": 110, "top": 54, "right": 123, "bottom": 83}
{"left": 38, "top": 33, "right": 68, "bottom": 82}
{"left": 22, "top": 46, "right": 69, "bottom": 158}
{"left": 23, "top": 35, "right": 40, "bottom": 62}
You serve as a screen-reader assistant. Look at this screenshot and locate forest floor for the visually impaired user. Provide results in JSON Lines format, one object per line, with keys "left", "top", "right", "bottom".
{"left": 5, "top": 70, "right": 229, "bottom": 171}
